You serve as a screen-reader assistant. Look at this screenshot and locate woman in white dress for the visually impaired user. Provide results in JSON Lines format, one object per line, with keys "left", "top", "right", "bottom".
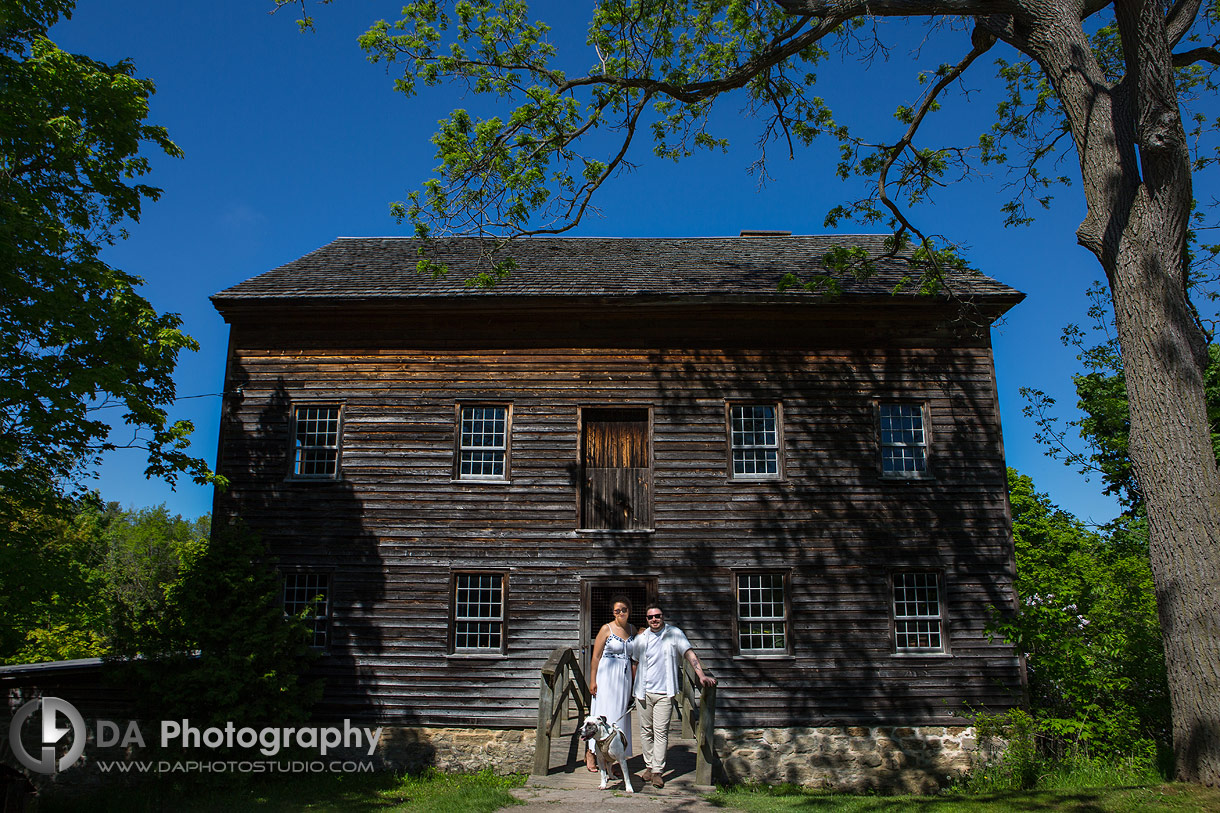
{"left": 585, "top": 595, "right": 636, "bottom": 773}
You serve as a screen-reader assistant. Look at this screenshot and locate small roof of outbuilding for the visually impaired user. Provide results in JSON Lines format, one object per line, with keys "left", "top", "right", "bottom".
{"left": 211, "top": 235, "right": 1023, "bottom": 309}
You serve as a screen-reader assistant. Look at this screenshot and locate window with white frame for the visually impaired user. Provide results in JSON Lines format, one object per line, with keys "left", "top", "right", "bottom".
{"left": 736, "top": 572, "right": 788, "bottom": 653}
{"left": 283, "top": 573, "right": 330, "bottom": 648}
{"left": 879, "top": 403, "right": 928, "bottom": 476}
{"left": 892, "top": 572, "right": 944, "bottom": 653}
{"left": 457, "top": 405, "right": 509, "bottom": 479}
{"left": 291, "top": 404, "right": 342, "bottom": 478}
{"left": 729, "top": 404, "right": 781, "bottom": 478}
{"left": 453, "top": 573, "right": 505, "bottom": 652}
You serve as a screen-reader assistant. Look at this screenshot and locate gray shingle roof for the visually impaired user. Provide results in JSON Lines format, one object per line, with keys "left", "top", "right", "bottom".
{"left": 211, "top": 236, "right": 1023, "bottom": 306}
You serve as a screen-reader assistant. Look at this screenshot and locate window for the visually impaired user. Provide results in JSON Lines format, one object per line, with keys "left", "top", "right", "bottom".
{"left": 892, "top": 572, "right": 944, "bottom": 653}
{"left": 291, "top": 404, "right": 342, "bottom": 478}
{"left": 879, "top": 403, "right": 928, "bottom": 476}
{"left": 736, "top": 572, "right": 788, "bottom": 654}
{"left": 728, "top": 404, "right": 781, "bottom": 478}
{"left": 456, "top": 405, "right": 510, "bottom": 479}
{"left": 283, "top": 573, "right": 330, "bottom": 648}
{"left": 452, "top": 573, "right": 506, "bottom": 653}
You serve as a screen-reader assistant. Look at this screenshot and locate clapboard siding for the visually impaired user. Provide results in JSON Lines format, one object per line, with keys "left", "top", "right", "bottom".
{"left": 213, "top": 297, "right": 1023, "bottom": 728}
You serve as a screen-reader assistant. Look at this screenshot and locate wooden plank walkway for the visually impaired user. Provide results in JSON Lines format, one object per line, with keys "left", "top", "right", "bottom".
{"left": 528, "top": 701, "right": 707, "bottom": 795}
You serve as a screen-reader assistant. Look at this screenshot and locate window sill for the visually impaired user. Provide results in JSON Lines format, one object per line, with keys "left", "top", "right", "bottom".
{"left": 450, "top": 478, "right": 512, "bottom": 485}
{"left": 726, "top": 476, "right": 788, "bottom": 485}
{"left": 734, "top": 653, "right": 795, "bottom": 661}
{"left": 576, "top": 528, "right": 656, "bottom": 534}
{"left": 285, "top": 476, "right": 343, "bottom": 484}
{"left": 891, "top": 651, "right": 953, "bottom": 658}
{"left": 447, "top": 652, "right": 508, "bottom": 660}
{"left": 879, "top": 473, "right": 933, "bottom": 482}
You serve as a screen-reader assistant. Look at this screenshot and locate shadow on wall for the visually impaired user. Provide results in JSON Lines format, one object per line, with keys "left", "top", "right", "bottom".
{"left": 641, "top": 340, "right": 1021, "bottom": 730}
{"left": 216, "top": 374, "right": 397, "bottom": 729}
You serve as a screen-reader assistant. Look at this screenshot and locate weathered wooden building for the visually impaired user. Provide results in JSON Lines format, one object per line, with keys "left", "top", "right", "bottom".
{"left": 210, "top": 234, "right": 1025, "bottom": 788}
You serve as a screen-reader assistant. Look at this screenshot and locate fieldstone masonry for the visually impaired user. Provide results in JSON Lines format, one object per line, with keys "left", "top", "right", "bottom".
{"left": 375, "top": 726, "right": 536, "bottom": 774}
{"left": 370, "top": 724, "right": 987, "bottom": 793}
{"left": 716, "top": 725, "right": 982, "bottom": 792}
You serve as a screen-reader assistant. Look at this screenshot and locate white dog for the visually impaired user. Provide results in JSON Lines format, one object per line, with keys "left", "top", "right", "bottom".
{"left": 581, "top": 714, "right": 633, "bottom": 793}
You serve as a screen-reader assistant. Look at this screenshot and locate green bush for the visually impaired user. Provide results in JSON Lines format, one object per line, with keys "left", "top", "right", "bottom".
{"left": 990, "top": 471, "right": 1170, "bottom": 766}
{"left": 111, "top": 521, "right": 322, "bottom": 727}
{"left": 962, "top": 707, "right": 1161, "bottom": 793}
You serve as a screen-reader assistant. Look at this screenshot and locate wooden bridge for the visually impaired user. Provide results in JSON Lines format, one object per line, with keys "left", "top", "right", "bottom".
{"left": 530, "top": 646, "right": 717, "bottom": 791}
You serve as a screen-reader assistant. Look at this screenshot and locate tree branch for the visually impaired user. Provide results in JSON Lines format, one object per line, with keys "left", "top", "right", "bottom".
{"left": 775, "top": 0, "right": 1020, "bottom": 19}
{"left": 519, "top": 92, "right": 652, "bottom": 236}
{"left": 876, "top": 32, "right": 995, "bottom": 269}
{"left": 1173, "top": 46, "right": 1220, "bottom": 67}
{"left": 416, "top": 14, "right": 846, "bottom": 106}
{"left": 1165, "top": 0, "right": 1205, "bottom": 48}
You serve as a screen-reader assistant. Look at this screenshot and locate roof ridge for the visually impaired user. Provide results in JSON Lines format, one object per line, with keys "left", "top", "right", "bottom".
{"left": 329, "top": 234, "right": 893, "bottom": 240}
{"left": 212, "top": 237, "right": 1024, "bottom": 309}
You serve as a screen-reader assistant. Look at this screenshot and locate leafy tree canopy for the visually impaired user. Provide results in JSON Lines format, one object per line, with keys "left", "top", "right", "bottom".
{"left": 0, "top": 496, "right": 320, "bottom": 726}
{"left": 998, "top": 469, "right": 1169, "bottom": 761}
{"left": 281, "top": 0, "right": 1217, "bottom": 278}
{"left": 0, "top": 496, "right": 210, "bottom": 665}
{"left": 0, "top": 0, "right": 219, "bottom": 500}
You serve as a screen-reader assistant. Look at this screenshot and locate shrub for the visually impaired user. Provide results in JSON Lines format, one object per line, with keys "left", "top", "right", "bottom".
{"left": 111, "top": 521, "right": 321, "bottom": 727}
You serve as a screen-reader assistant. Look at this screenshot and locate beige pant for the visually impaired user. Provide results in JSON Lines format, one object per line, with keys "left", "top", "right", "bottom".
{"left": 637, "top": 692, "right": 674, "bottom": 774}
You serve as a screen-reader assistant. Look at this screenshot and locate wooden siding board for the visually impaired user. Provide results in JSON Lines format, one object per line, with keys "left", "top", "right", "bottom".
{"left": 214, "top": 310, "right": 1022, "bottom": 727}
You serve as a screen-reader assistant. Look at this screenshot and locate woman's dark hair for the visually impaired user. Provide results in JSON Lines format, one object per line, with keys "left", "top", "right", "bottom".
{"left": 610, "top": 595, "right": 632, "bottom": 613}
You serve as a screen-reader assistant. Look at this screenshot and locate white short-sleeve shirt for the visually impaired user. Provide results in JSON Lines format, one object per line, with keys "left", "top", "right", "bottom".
{"left": 632, "top": 623, "right": 692, "bottom": 700}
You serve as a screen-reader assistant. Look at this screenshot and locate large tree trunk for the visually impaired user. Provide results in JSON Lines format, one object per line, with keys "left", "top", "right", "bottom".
{"left": 1023, "top": 0, "right": 1220, "bottom": 783}
{"left": 1111, "top": 210, "right": 1220, "bottom": 785}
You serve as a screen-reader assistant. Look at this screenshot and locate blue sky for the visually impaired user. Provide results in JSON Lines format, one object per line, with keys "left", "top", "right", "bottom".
{"left": 49, "top": 0, "right": 1190, "bottom": 525}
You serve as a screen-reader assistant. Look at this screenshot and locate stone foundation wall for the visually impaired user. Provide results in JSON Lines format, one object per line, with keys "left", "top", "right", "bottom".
{"left": 716, "top": 725, "right": 985, "bottom": 793}
{"left": 375, "top": 727, "right": 536, "bottom": 774}
{"left": 371, "top": 724, "right": 987, "bottom": 793}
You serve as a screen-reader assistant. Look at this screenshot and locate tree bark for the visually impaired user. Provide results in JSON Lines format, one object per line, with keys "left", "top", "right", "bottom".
{"left": 1111, "top": 197, "right": 1220, "bottom": 785}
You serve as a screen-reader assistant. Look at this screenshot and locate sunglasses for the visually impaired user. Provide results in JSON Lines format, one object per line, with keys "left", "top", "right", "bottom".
{"left": 613, "top": 608, "right": 629, "bottom": 614}
{"left": 646, "top": 613, "right": 663, "bottom": 619}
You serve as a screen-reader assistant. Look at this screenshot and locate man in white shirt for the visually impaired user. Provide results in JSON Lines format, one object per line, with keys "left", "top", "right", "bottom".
{"left": 631, "top": 602, "right": 716, "bottom": 788}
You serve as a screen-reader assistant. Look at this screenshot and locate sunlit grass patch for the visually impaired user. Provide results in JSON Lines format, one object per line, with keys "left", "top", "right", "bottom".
{"left": 34, "top": 767, "right": 525, "bottom": 813}
{"left": 709, "top": 781, "right": 1220, "bottom": 813}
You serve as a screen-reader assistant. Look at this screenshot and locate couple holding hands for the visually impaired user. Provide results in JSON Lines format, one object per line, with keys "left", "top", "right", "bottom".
{"left": 585, "top": 596, "right": 716, "bottom": 789}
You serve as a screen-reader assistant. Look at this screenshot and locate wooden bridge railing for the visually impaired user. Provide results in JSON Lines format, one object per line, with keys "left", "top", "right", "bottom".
{"left": 532, "top": 645, "right": 719, "bottom": 784}
{"left": 533, "top": 646, "right": 591, "bottom": 776}
{"left": 679, "top": 658, "right": 718, "bottom": 785}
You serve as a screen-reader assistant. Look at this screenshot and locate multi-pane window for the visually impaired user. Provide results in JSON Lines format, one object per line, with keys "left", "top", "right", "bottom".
{"left": 292, "top": 405, "right": 342, "bottom": 477}
{"left": 729, "top": 404, "right": 780, "bottom": 478}
{"left": 457, "top": 405, "right": 509, "bottom": 479}
{"left": 453, "top": 573, "right": 505, "bottom": 652}
{"left": 879, "top": 403, "right": 928, "bottom": 476}
{"left": 283, "top": 573, "right": 330, "bottom": 648}
{"left": 892, "top": 572, "right": 944, "bottom": 652}
{"left": 736, "top": 572, "right": 788, "bottom": 653}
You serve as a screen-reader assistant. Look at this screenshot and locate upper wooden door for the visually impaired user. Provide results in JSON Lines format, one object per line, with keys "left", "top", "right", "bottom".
{"left": 580, "top": 408, "right": 651, "bottom": 530}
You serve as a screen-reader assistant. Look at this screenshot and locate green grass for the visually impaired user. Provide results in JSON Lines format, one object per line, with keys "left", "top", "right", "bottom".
{"left": 33, "top": 768, "right": 526, "bottom": 813}
{"left": 709, "top": 782, "right": 1220, "bottom": 813}
{"left": 31, "top": 765, "right": 1220, "bottom": 813}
